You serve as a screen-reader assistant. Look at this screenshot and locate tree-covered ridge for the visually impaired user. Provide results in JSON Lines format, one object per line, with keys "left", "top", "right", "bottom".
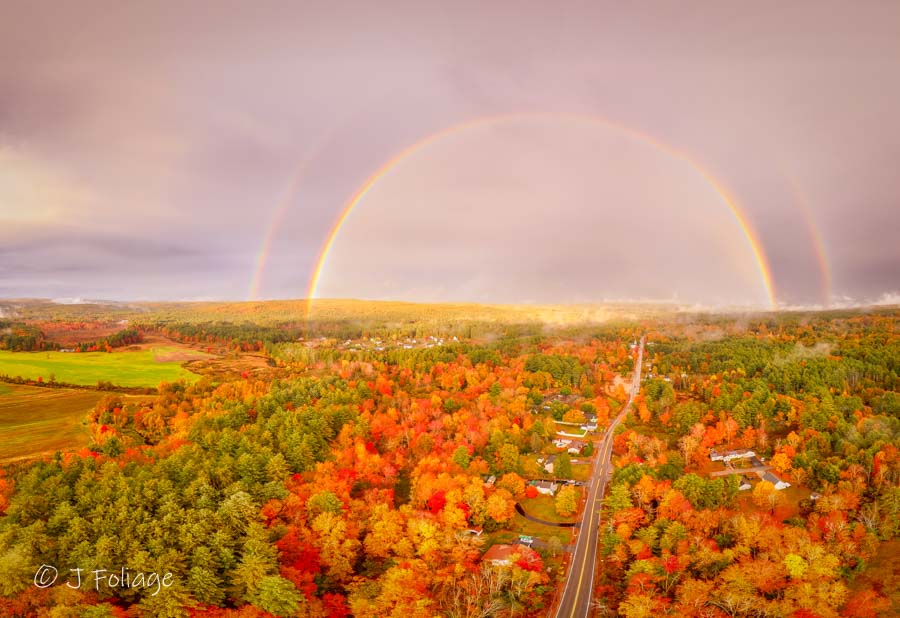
{"left": 1, "top": 320, "right": 142, "bottom": 353}
{"left": 0, "top": 321, "right": 55, "bottom": 352}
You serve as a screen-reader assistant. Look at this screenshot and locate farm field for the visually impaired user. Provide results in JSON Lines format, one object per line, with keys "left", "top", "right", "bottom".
{"left": 0, "top": 384, "right": 106, "bottom": 461}
{"left": 0, "top": 348, "right": 202, "bottom": 387}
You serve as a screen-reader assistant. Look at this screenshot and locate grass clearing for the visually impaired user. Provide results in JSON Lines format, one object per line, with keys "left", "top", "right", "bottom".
{"left": 151, "top": 346, "right": 216, "bottom": 362}
{"left": 0, "top": 384, "right": 107, "bottom": 461}
{"left": 520, "top": 493, "right": 580, "bottom": 524}
{"left": 0, "top": 348, "right": 201, "bottom": 388}
{"left": 570, "top": 463, "right": 592, "bottom": 481}
{"left": 487, "top": 514, "right": 575, "bottom": 550}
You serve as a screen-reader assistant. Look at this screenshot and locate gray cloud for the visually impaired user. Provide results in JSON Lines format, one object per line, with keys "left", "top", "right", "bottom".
{"left": 1, "top": 1, "right": 898, "bottom": 305}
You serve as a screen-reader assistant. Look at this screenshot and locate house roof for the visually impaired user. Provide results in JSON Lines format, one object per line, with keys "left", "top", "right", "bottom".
{"left": 483, "top": 544, "right": 517, "bottom": 563}
{"left": 530, "top": 480, "right": 558, "bottom": 488}
{"left": 762, "top": 472, "right": 783, "bottom": 485}
{"left": 483, "top": 544, "right": 539, "bottom": 564}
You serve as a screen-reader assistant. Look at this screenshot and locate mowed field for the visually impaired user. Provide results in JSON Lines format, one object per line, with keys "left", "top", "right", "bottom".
{"left": 0, "top": 348, "right": 203, "bottom": 387}
{"left": 0, "top": 384, "right": 105, "bottom": 461}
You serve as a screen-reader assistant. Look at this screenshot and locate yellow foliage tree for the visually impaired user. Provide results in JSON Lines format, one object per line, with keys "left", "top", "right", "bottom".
{"left": 485, "top": 488, "right": 516, "bottom": 523}
{"left": 770, "top": 452, "right": 792, "bottom": 474}
{"left": 555, "top": 485, "right": 578, "bottom": 517}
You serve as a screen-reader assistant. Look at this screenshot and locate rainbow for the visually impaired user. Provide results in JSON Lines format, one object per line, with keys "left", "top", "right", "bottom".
{"left": 248, "top": 119, "right": 352, "bottom": 300}
{"left": 248, "top": 173, "right": 301, "bottom": 301}
{"left": 783, "top": 171, "right": 832, "bottom": 307}
{"left": 268, "top": 112, "right": 778, "bottom": 312}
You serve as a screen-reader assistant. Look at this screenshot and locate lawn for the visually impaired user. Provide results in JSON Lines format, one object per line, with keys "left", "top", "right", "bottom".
{"left": 486, "top": 514, "right": 574, "bottom": 548}
{"left": 520, "top": 493, "right": 580, "bottom": 524}
{"left": 0, "top": 348, "right": 201, "bottom": 388}
{"left": 570, "top": 463, "right": 592, "bottom": 482}
{"left": 0, "top": 384, "right": 106, "bottom": 461}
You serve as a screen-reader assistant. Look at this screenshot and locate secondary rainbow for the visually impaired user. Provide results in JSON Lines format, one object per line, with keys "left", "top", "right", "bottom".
{"left": 248, "top": 122, "right": 346, "bottom": 301}
{"left": 783, "top": 171, "right": 833, "bottom": 307}
{"left": 248, "top": 173, "right": 302, "bottom": 301}
{"left": 305, "top": 112, "right": 779, "bottom": 311}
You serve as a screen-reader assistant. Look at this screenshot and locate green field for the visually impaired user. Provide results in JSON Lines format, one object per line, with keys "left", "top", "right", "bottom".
{"left": 0, "top": 348, "right": 201, "bottom": 388}
{"left": 0, "top": 385, "right": 106, "bottom": 461}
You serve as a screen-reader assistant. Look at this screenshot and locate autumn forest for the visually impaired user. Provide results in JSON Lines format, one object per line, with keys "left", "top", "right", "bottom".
{"left": 0, "top": 302, "right": 896, "bottom": 617}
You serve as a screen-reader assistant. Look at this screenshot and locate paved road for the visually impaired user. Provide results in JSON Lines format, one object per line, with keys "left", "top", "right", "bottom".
{"left": 553, "top": 336, "right": 645, "bottom": 618}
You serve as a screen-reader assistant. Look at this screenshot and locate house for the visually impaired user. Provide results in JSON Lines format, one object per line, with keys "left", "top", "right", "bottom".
{"left": 761, "top": 471, "right": 791, "bottom": 490}
{"left": 543, "top": 454, "right": 557, "bottom": 474}
{"left": 709, "top": 449, "right": 756, "bottom": 463}
{"left": 738, "top": 476, "right": 753, "bottom": 491}
{"left": 581, "top": 423, "right": 598, "bottom": 432}
{"left": 809, "top": 492, "right": 822, "bottom": 501}
{"left": 483, "top": 475, "right": 496, "bottom": 487}
{"left": 530, "top": 480, "right": 559, "bottom": 496}
{"left": 482, "top": 544, "right": 541, "bottom": 567}
{"left": 567, "top": 441, "right": 587, "bottom": 455}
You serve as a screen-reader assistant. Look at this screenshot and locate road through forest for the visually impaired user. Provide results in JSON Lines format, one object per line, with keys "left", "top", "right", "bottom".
{"left": 553, "top": 336, "right": 645, "bottom": 617}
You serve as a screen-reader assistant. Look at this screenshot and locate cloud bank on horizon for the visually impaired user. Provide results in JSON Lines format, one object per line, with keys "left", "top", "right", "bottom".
{"left": 1, "top": 1, "right": 898, "bottom": 307}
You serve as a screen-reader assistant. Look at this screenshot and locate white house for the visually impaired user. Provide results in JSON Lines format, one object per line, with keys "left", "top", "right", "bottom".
{"left": 530, "top": 480, "right": 558, "bottom": 496}
{"left": 709, "top": 449, "right": 756, "bottom": 463}
{"left": 542, "top": 455, "right": 557, "bottom": 474}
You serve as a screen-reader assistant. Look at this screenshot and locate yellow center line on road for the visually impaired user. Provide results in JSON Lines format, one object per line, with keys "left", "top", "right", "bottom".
{"left": 556, "top": 338, "right": 643, "bottom": 617}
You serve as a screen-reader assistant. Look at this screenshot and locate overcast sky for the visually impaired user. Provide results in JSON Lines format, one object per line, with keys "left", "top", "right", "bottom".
{"left": 1, "top": 1, "right": 898, "bottom": 307}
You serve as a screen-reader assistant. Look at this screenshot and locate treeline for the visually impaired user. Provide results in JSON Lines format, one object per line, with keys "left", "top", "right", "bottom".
{"left": 0, "top": 321, "right": 56, "bottom": 351}
{"left": 0, "top": 322, "right": 142, "bottom": 353}
{"left": 148, "top": 323, "right": 299, "bottom": 352}
{"left": 71, "top": 328, "right": 143, "bottom": 352}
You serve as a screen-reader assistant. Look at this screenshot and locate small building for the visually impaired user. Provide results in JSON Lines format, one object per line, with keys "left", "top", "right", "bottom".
{"left": 809, "top": 492, "right": 822, "bottom": 501}
{"left": 567, "top": 441, "right": 587, "bottom": 455}
{"left": 738, "top": 476, "right": 753, "bottom": 491}
{"left": 483, "top": 544, "right": 541, "bottom": 567}
{"left": 530, "top": 480, "right": 559, "bottom": 496}
{"left": 761, "top": 471, "right": 791, "bottom": 490}
{"left": 483, "top": 475, "right": 496, "bottom": 487}
{"left": 543, "top": 454, "right": 557, "bottom": 474}
{"left": 709, "top": 449, "right": 756, "bottom": 463}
